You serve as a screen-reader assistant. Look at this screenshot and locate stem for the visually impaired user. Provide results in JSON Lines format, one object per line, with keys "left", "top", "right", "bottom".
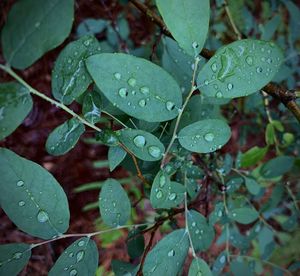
{"left": 223, "top": 0, "right": 242, "bottom": 40}
{"left": 285, "top": 183, "right": 299, "bottom": 212}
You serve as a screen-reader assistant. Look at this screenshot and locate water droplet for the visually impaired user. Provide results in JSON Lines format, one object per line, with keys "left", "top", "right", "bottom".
{"left": 168, "top": 249, "right": 175, "bottom": 257}
{"left": 138, "top": 99, "right": 146, "bottom": 107}
{"left": 204, "top": 80, "right": 209, "bottom": 85}
{"left": 148, "top": 146, "right": 161, "bottom": 158}
{"left": 192, "top": 42, "right": 199, "bottom": 49}
{"left": 246, "top": 56, "right": 253, "bottom": 65}
{"left": 18, "top": 201, "right": 25, "bottom": 207}
{"left": 35, "top": 22, "right": 40, "bottom": 28}
{"left": 12, "top": 252, "right": 22, "bottom": 259}
{"left": 69, "top": 269, "right": 78, "bottom": 276}
{"left": 74, "top": 51, "right": 78, "bottom": 56}
{"left": 168, "top": 193, "right": 176, "bottom": 201}
{"left": 131, "top": 90, "right": 136, "bottom": 95}
{"left": 204, "top": 133, "right": 215, "bottom": 142}
{"left": 140, "top": 86, "right": 150, "bottom": 95}
{"left": 195, "top": 229, "right": 200, "bottom": 234}
{"left": 156, "top": 190, "right": 163, "bottom": 199}
{"left": 133, "top": 135, "right": 146, "bottom": 148}
{"left": 37, "top": 210, "right": 49, "bottom": 223}
{"left": 166, "top": 101, "right": 175, "bottom": 111}
{"left": 118, "top": 88, "right": 128, "bottom": 98}
{"left": 267, "top": 58, "right": 272, "bottom": 64}
{"left": 67, "top": 58, "right": 72, "bottom": 64}
{"left": 218, "top": 210, "right": 222, "bottom": 217}
{"left": 78, "top": 240, "right": 85, "bottom": 247}
{"left": 69, "top": 252, "right": 74, "bottom": 257}
{"left": 232, "top": 212, "right": 237, "bottom": 217}
{"left": 220, "top": 255, "right": 226, "bottom": 263}
{"left": 83, "top": 39, "right": 90, "bottom": 46}
{"left": 17, "top": 180, "right": 24, "bottom": 187}
{"left": 216, "top": 92, "right": 223, "bottom": 98}
{"left": 114, "top": 73, "right": 121, "bottom": 80}
{"left": 192, "top": 222, "right": 196, "bottom": 227}
{"left": 256, "top": 67, "right": 263, "bottom": 73}
{"left": 76, "top": 250, "right": 85, "bottom": 262}
{"left": 159, "top": 175, "right": 166, "bottom": 187}
{"left": 127, "top": 78, "right": 137, "bottom": 87}
{"left": 227, "top": 83, "right": 233, "bottom": 90}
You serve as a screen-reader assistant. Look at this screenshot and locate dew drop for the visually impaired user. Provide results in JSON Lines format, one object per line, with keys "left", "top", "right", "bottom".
{"left": 114, "top": 72, "right": 121, "bottom": 80}
{"left": 192, "top": 42, "right": 199, "bottom": 49}
{"left": 69, "top": 269, "right": 78, "bottom": 276}
{"left": 166, "top": 101, "right": 175, "bottom": 111}
{"left": 216, "top": 92, "right": 223, "bottom": 98}
{"left": 133, "top": 135, "right": 146, "bottom": 148}
{"left": 204, "top": 80, "right": 209, "bottom": 85}
{"left": 227, "top": 83, "right": 233, "bottom": 90}
{"left": 83, "top": 39, "right": 90, "bottom": 46}
{"left": 192, "top": 222, "right": 196, "bottom": 227}
{"left": 195, "top": 229, "right": 200, "bottom": 234}
{"left": 12, "top": 252, "right": 22, "bottom": 259}
{"left": 159, "top": 175, "right": 166, "bottom": 187}
{"left": 256, "top": 67, "right": 263, "bottom": 73}
{"left": 18, "top": 201, "right": 25, "bottom": 207}
{"left": 204, "top": 133, "right": 215, "bottom": 142}
{"left": 168, "top": 249, "right": 175, "bottom": 257}
{"left": 148, "top": 146, "right": 161, "bottom": 158}
{"left": 267, "top": 58, "right": 273, "bottom": 64}
{"left": 17, "top": 180, "right": 24, "bottom": 187}
{"left": 78, "top": 240, "right": 85, "bottom": 247}
{"left": 138, "top": 99, "right": 146, "bottom": 107}
{"left": 246, "top": 56, "right": 253, "bottom": 65}
{"left": 118, "top": 88, "right": 128, "bottom": 98}
{"left": 168, "top": 193, "right": 177, "bottom": 201}
{"left": 232, "top": 212, "right": 237, "bottom": 217}
{"left": 140, "top": 86, "right": 150, "bottom": 95}
{"left": 67, "top": 58, "right": 72, "bottom": 64}
{"left": 37, "top": 210, "right": 49, "bottom": 223}
{"left": 156, "top": 190, "right": 163, "bottom": 199}
{"left": 211, "top": 62, "right": 217, "bottom": 72}
{"left": 218, "top": 210, "right": 222, "bottom": 217}
{"left": 128, "top": 78, "right": 137, "bottom": 87}
{"left": 69, "top": 252, "right": 74, "bottom": 258}
{"left": 220, "top": 255, "right": 226, "bottom": 264}
{"left": 76, "top": 250, "right": 85, "bottom": 262}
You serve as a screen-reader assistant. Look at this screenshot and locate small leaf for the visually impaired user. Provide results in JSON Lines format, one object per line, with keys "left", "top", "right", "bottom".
{"left": 127, "top": 228, "right": 145, "bottom": 259}
{"left": 197, "top": 39, "right": 283, "bottom": 99}
{"left": 111, "top": 260, "right": 139, "bottom": 276}
{"left": 49, "top": 237, "right": 98, "bottom": 276}
{"left": 99, "top": 178, "right": 131, "bottom": 227}
{"left": 156, "top": 0, "right": 210, "bottom": 56}
{"left": 0, "top": 148, "right": 70, "bottom": 239}
{"left": 260, "top": 156, "right": 295, "bottom": 179}
{"left": 150, "top": 171, "right": 185, "bottom": 209}
{"left": 225, "top": 177, "right": 244, "bottom": 194}
{"left": 52, "top": 35, "right": 102, "bottom": 104}
{"left": 178, "top": 119, "right": 231, "bottom": 153}
{"left": 244, "top": 177, "right": 261, "bottom": 195}
{"left": 228, "top": 207, "right": 259, "bottom": 224}
{"left": 76, "top": 18, "right": 107, "bottom": 37}
{"left": 187, "top": 210, "right": 215, "bottom": 252}
{"left": 1, "top": 0, "right": 74, "bottom": 69}
{"left": 118, "top": 128, "right": 165, "bottom": 161}
{"left": 265, "top": 123, "right": 275, "bottom": 145}
{"left": 82, "top": 90, "right": 102, "bottom": 124}
{"left": 46, "top": 118, "right": 85, "bottom": 156}
{"left": 212, "top": 251, "right": 227, "bottom": 274}
{"left": 86, "top": 53, "right": 182, "bottom": 122}
{"left": 143, "top": 229, "right": 189, "bottom": 276}
{"left": 241, "top": 146, "right": 268, "bottom": 167}
{"left": 108, "top": 146, "right": 127, "bottom": 171}
{"left": 0, "top": 82, "right": 33, "bottom": 140}
{"left": 188, "top": 257, "right": 213, "bottom": 276}
{"left": 0, "top": 243, "right": 31, "bottom": 276}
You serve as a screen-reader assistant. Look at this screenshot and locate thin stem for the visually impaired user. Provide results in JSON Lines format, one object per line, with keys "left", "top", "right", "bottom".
{"left": 102, "top": 110, "right": 128, "bottom": 128}
{"left": 285, "top": 183, "right": 299, "bottom": 212}
{"left": 223, "top": 0, "right": 242, "bottom": 40}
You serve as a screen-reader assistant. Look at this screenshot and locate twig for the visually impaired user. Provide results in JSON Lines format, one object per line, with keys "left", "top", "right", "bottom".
{"left": 223, "top": 0, "right": 242, "bottom": 40}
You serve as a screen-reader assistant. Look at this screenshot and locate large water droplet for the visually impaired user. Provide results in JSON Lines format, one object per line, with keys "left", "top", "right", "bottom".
{"left": 138, "top": 99, "right": 146, "bottom": 107}
{"left": 18, "top": 201, "right": 25, "bottom": 207}
{"left": 156, "top": 190, "right": 163, "bottom": 199}
{"left": 220, "top": 255, "right": 226, "bottom": 263}
{"left": 17, "top": 180, "right": 24, "bottom": 187}
{"left": 76, "top": 250, "right": 85, "bottom": 262}
{"left": 69, "top": 269, "right": 78, "bottom": 276}
{"left": 133, "top": 135, "right": 146, "bottom": 148}
{"left": 37, "top": 210, "right": 49, "bottom": 223}
{"left": 159, "top": 175, "right": 166, "bottom": 187}
{"left": 114, "top": 72, "right": 121, "bottom": 80}
{"left": 128, "top": 78, "right": 137, "bottom": 87}
{"left": 167, "top": 249, "right": 175, "bottom": 257}
{"left": 227, "top": 83, "right": 233, "bottom": 90}
{"left": 267, "top": 58, "right": 272, "bottom": 64}
{"left": 204, "top": 133, "right": 215, "bottom": 142}
{"left": 118, "top": 88, "right": 128, "bottom": 98}
{"left": 148, "top": 146, "right": 161, "bottom": 158}
{"left": 168, "top": 193, "right": 176, "bottom": 201}
{"left": 166, "top": 101, "right": 175, "bottom": 111}
{"left": 211, "top": 62, "right": 217, "bottom": 72}
{"left": 140, "top": 87, "right": 150, "bottom": 95}
{"left": 246, "top": 56, "right": 253, "bottom": 65}
{"left": 68, "top": 252, "right": 74, "bottom": 258}
{"left": 78, "top": 240, "right": 85, "bottom": 247}
{"left": 192, "top": 222, "right": 196, "bottom": 227}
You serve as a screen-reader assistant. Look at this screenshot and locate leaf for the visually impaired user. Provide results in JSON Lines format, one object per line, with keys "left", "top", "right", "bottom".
{"left": 150, "top": 171, "right": 185, "bottom": 209}
{"left": 86, "top": 53, "right": 182, "bottom": 122}
{"left": 156, "top": 0, "right": 210, "bottom": 56}
{"left": 52, "top": 35, "right": 102, "bottom": 104}
{"left": 211, "top": 251, "right": 227, "bottom": 274}
{"left": 230, "top": 259, "right": 254, "bottom": 276}
{"left": 127, "top": 228, "right": 145, "bottom": 259}
{"left": 98, "top": 178, "right": 131, "bottom": 227}
{"left": 108, "top": 146, "right": 127, "bottom": 171}
{"left": 265, "top": 123, "right": 275, "bottom": 145}
{"left": 178, "top": 119, "right": 231, "bottom": 153}
{"left": 197, "top": 39, "right": 284, "bottom": 99}
{"left": 49, "top": 237, "right": 98, "bottom": 276}
{"left": 188, "top": 257, "right": 213, "bottom": 276}
{"left": 0, "top": 148, "right": 70, "bottom": 239}
{"left": 187, "top": 210, "right": 215, "bottom": 252}
{"left": 46, "top": 118, "right": 85, "bottom": 156}
{"left": 208, "top": 202, "right": 225, "bottom": 226}
{"left": 228, "top": 207, "right": 259, "bottom": 224}
{"left": 0, "top": 243, "right": 31, "bottom": 276}
{"left": 244, "top": 177, "right": 261, "bottom": 195}
{"left": 0, "top": 82, "right": 33, "bottom": 140}
{"left": 241, "top": 146, "right": 268, "bottom": 167}
{"left": 143, "top": 229, "right": 189, "bottom": 276}
{"left": 225, "top": 177, "right": 244, "bottom": 194}
{"left": 76, "top": 18, "right": 107, "bottom": 37}
{"left": 82, "top": 90, "right": 102, "bottom": 124}
{"left": 118, "top": 128, "right": 165, "bottom": 161}
{"left": 260, "top": 156, "right": 295, "bottom": 179}
{"left": 111, "top": 260, "right": 139, "bottom": 276}
{"left": 1, "top": 0, "right": 74, "bottom": 69}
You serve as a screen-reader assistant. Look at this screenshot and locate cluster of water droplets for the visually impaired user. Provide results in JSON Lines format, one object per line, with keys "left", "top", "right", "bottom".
{"left": 132, "top": 134, "right": 162, "bottom": 159}
{"left": 154, "top": 174, "right": 178, "bottom": 202}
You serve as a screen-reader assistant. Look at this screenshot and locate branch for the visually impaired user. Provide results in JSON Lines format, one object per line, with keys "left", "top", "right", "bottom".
{"left": 129, "top": 0, "right": 300, "bottom": 123}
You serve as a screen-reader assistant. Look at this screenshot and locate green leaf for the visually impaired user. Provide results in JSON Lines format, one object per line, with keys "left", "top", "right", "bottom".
{"left": 118, "top": 128, "right": 165, "bottom": 161}
{"left": 212, "top": 251, "right": 227, "bottom": 274}
{"left": 99, "top": 178, "right": 131, "bottom": 227}
{"left": 1, "top": 0, "right": 74, "bottom": 69}
{"left": 76, "top": 18, "right": 107, "bottom": 37}
{"left": 111, "top": 260, "right": 138, "bottom": 276}
{"left": 52, "top": 35, "right": 102, "bottom": 104}
{"left": 188, "top": 257, "right": 213, "bottom": 276}
{"left": 225, "top": 177, "right": 244, "bottom": 194}
{"left": 143, "top": 229, "right": 189, "bottom": 276}
{"left": 244, "top": 177, "right": 261, "bottom": 195}
{"left": 86, "top": 53, "right": 182, "bottom": 122}
{"left": 187, "top": 210, "right": 215, "bottom": 252}
{"left": 0, "top": 243, "right": 31, "bottom": 276}
{"left": 49, "top": 237, "right": 98, "bottom": 276}
{"left": 46, "top": 118, "right": 85, "bottom": 156}
{"left": 260, "top": 156, "right": 295, "bottom": 179}
{"left": 265, "top": 123, "right": 275, "bottom": 145}
{"left": 230, "top": 259, "right": 254, "bottom": 276}
{"left": 82, "top": 90, "right": 102, "bottom": 124}
{"left": 178, "top": 119, "right": 231, "bottom": 153}
{"left": 228, "top": 207, "right": 259, "bottom": 224}
{"left": 0, "top": 82, "right": 33, "bottom": 140}
{"left": 156, "top": 0, "right": 210, "bottom": 56}
{"left": 241, "top": 146, "right": 268, "bottom": 167}
{"left": 127, "top": 228, "right": 145, "bottom": 259}
{"left": 150, "top": 171, "right": 185, "bottom": 209}
{"left": 108, "top": 146, "right": 127, "bottom": 171}
{"left": 0, "top": 148, "right": 70, "bottom": 239}
{"left": 197, "top": 39, "right": 284, "bottom": 99}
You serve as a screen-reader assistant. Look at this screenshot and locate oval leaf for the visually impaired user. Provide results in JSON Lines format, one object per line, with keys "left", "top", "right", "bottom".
{"left": 99, "top": 178, "right": 131, "bottom": 227}
{"left": 157, "top": 0, "right": 210, "bottom": 56}
{"left": 1, "top": 0, "right": 74, "bottom": 69}
{"left": 150, "top": 171, "right": 185, "bottom": 209}
{"left": 118, "top": 128, "right": 165, "bottom": 161}
{"left": 86, "top": 53, "right": 182, "bottom": 122}
{"left": 108, "top": 146, "right": 127, "bottom": 172}
{"left": 228, "top": 207, "right": 259, "bottom": 224}
{"left": 46, "top": 118, "right": 85, "bottom": 156}
{"left": 188, "top": 258, "right": 213, "bottom": 276}
{"left": 0, "top": 243, "right": 31, "bottom": 276}
{"left": 244, "top": 177, "right": 261, "bottom": 195}
{"left": 197, "top": 39, "right": 284, "bottom": 98}
{"left": 52, "top": 35, "right": 102, "bottom": 104}
{"left": 82, "top": 90, "right": 102, "bottom": 124}
{"left": 0, "top": 82, "right": 33, "bottom": 140}
{"left": 49, "top": 237, "right": 98, "bottom": 276}
{"left": 178, "top": 119, "right": 231, "bottom": 153}
{"left": 143, "top": 229, "right": 189, "bottom": 276}
{"left": 260, "top": 156, "right": 295, "bottom": 179}
{"left": 0, "top": 148, "right": 70, "bottom": 239}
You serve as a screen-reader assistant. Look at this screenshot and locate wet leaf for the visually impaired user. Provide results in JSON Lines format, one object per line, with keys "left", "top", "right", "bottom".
{"left": 228, "top": 207, "right": 259, "bottom": 224}
{"left": 82, "top": 90, "right": 102, "bottom": 124}
{"left": 127, "top": 228, "right": 145, "bottom": 259}
{"left": 211, "top": 251, "right": 227, "bottom": 274}
{"left": 188, "top": 257, "right": 213, "bottom": 276}
{"left": 244, "top": 177, "right": 261, "bottom": 195}
{"left": 260, "top": 156, "right": 295, "bottom": 179}
{"left": 108, "top": 146, "right": 127, "bottom": 171}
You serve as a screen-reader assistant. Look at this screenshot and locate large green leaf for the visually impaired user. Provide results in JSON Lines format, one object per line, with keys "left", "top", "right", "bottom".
{"left": 178, "top": 119, "right": 231, "bottom": 153}
{"left": 150, "top": 171, "right": 185, "bottom": 209}
{"left": 187, "top": 210, "right": 215, "bottom": 252}
{"left": 46, "top": 118, "right": 85, "bottom": 156}
{"left": 228, "top": 207, "right": 259, "bottom": 224}
{"left": 99, "top": 178, "right": 131, "bottom": 227}
{"left": 118, "top": 128, "right": 165, "bottom": 161}
{"left": 0, "top": 148, "right": 70, "bottom": 239}
{"left": 49, "top": 237, "right": 98, "bottom": 276}
{"left": 0, "top": 82, "right": 33, "bottom": 140}
{"left": 52, "top": 35, "right": 102, "bottom": 104}
{"left": 197, "top": 39, "right": 284, "bottom": 98}
{"left": 86, "top": 53, "right": 182, "bottom": 122}
{"left": 1, "top": 0, "right": 74, "bottom": 69}
{"left": 143, "top": 229, "right": 189, "bottom": 276}
{"left": 260, "top": 156, "right": 295, "bottom": 179}
{"left": 188, "top": 257, "right": 213, "bottom": 276}
{"left": 156, "top": 0, "right": 210, "bottom": 56}
{"left": 0, "top": 243, "right": 31, "bottom": 276}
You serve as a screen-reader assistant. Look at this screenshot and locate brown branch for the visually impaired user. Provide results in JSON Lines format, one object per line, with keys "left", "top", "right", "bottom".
{"left": 129, "top": 0, "right": 300, "bottom": 123}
